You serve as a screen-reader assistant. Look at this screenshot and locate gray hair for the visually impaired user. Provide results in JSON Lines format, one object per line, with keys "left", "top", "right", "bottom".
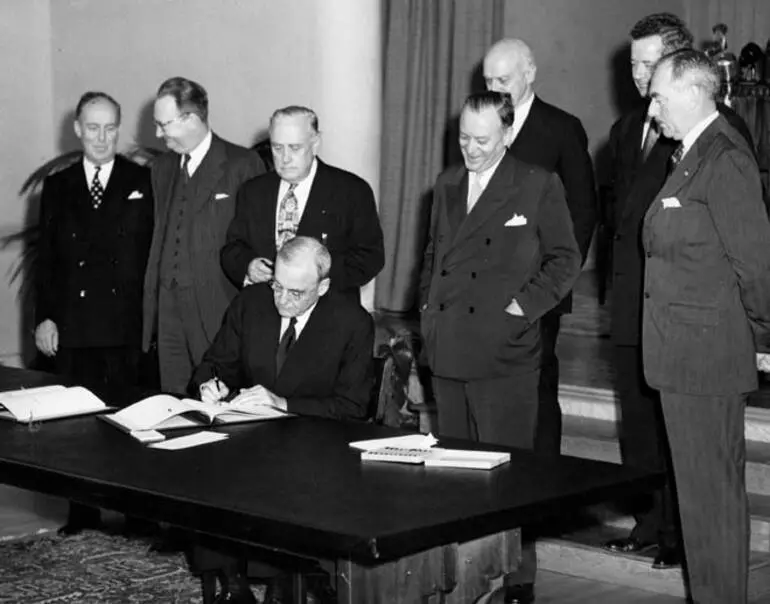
{"left": 659, "top": 49, "right": 721, "bottom": 99}
{"left": 269, "top": 106, "right": 319, "bottom": 134}
{"left": 277, "top": 236, "right": 331, "bottom": 281}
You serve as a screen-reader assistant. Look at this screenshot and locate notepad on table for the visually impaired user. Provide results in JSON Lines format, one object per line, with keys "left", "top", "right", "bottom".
{"left": 351, "top": 433, "right": 510, "bottom": 470}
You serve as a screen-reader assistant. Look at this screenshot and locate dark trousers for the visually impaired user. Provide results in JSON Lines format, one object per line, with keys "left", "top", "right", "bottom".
{"left": 55, "top": 345, "right": 142, "bottom": 525}
{"left": 433, "top": 370, "right": 539, "bottom": 584}
{"left": 158, "top": 282, "right": 211, "bottom": 395}
{"left": 660, "top": 391, "right": 749, "bottom": 604}
{"left": 534, "top": 311, "right": 562, "bottom": 456}
{"left": 613, "top": 345, "right": 678, "bottom": 547}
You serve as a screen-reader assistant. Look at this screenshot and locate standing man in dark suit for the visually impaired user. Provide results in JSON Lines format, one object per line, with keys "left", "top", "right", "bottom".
{"left": 35, "top": 91, "right": 153, "bottom": 534}
{"left": 191, "top": 236, "right": 374, "bottom": 603}
{"left": 420, "top": 91, "right": 581, "bottom": 604}
{"left": 220, "top": 106, "right": 384, "bottom": 304}
{"left": 143, "top": 77, "right": 265, "bottom": 395}
{"left": 643, "top": 49, "right": 770, "bottom": 604}
{"left": 604, "top": 14, "right": 755, "bottom": 569}
{"left": 483, "top": 39, "right": 597, "bottom": 457}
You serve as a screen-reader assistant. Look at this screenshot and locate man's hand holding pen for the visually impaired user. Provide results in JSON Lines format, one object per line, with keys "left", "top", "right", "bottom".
{"left": 200, "top": 374, "right": 230, "bottom": 404}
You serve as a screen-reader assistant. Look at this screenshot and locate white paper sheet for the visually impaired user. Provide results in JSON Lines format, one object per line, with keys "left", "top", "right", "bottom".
{"left": 148, "top": 431, "right": 229, "bottom": 450}
{"left": 349, "top": 432, "right": 438, "bottom": 452}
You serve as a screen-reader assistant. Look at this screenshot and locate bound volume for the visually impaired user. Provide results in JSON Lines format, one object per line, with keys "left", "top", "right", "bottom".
{"left": 0, "top": 385, "right": 109, "bottom": 423}
{"left": 100, "top": 394, "right": 287, "bottom": 434}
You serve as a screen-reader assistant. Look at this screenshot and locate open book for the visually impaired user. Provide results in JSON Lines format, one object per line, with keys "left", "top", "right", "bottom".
{"left": 350, "top": 434, "right": 510, "bottom": 470}
{"left": 0, "top": 385, "right": 109, "bottom": 423}
{"left": 100, "top": 394, "right": 288, "bottom": 434}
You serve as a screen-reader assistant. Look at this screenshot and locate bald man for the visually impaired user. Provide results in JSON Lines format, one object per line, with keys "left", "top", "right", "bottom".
{"left": 484, "top": 39, "right": 597, "bottom": 465}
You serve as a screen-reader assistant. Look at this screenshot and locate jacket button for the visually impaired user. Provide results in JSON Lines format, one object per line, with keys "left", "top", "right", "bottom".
{"left": 79, "top": 290, "right": 86, "bottom": 298}
{"left": 471, "top": 272, "right": 477, "bottom": 279}
{"left": 469, "top": 307, "right": 475, "bottom": 313}
{"left": 440, "top": 269, "right": 447, "bottom": 277}
{"left": 644, "top": 292, "right": 650, "bottom": 299}
{"left": 78, "top": 260, "right": 85, "bottom": 267}
{"left": 646, "top": 252, "right": 652, "bottom": 258}
{"left": 439, "top": 303, "right": 445, "bottom": 311}
{"left": 486, "top": 238, "right": 491, "bottom": 245}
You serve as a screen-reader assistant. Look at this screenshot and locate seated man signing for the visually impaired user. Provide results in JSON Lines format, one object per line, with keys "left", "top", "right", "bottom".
{"left": 189, "top": 236, "right": 374, "bottom": 602}
{"left": 192, "top": 235, "right": 374, "bottom": 420}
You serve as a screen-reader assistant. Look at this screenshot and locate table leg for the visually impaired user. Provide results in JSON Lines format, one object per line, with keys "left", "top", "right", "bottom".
{"left": 335, "top": 528, "right": 521, "bottom": 603}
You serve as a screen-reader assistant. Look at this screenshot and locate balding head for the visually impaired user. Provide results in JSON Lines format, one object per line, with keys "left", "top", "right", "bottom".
{"left": 483, "top": 39, "right": 536, "bottom": 108}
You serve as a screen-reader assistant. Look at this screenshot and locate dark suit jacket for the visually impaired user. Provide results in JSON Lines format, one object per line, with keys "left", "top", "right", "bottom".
{"left": 642, "top": 115, "right": 770, "bottom": 395}
{"left": 220, "top": 159, "right": 384, "bottom": 298}
{"left": 419, "top": 151, "right": 581, "bottom": 381}
{"left": 36, "top": 155, "right": 153, "bottom": 348}
{"left": 609, "top": 100, "right": 755, "bottom": 346}
{"left": 142, "top": 134, "right": 265, "bottom": 351}
{"left": 508, "top": 96, "right": 597, "bottom": 313}
{"left": 190, "top": 287, "right": 374, "bottom": 421}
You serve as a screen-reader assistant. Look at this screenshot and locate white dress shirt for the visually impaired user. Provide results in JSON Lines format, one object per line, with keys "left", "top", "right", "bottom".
{"left": 83, "top": 157, "right": 114, "bottom": 189}
{"left": 279, "top": 300, "right": 318, "bottom": 340}
{"left": 680, "top": 111, "right": 720, "bottom": 160}
{"left": 467, "top": 152, "right": 506, "bottom": 212}
{"left": 511, "top": 93, "right": 536, "bottom": 143}
{"left": 183, "top": 129, "right": 213, "bottom": 176}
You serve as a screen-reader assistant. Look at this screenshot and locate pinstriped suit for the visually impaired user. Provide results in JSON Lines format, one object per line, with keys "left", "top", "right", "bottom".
{"left": 642, "top": 115, "right": 770, "bottom": 603}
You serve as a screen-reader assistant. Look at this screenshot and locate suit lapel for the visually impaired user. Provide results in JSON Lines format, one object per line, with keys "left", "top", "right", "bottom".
{"left": 451, "top": 151, "right": 518, "bottom": 247}
{"left": 510, "top": 96, "right": 542, "bottom": 153}
{"left": 444, "top": 171, "right": 467, "bottom": 240}
{"left": 646, "top": 117, "right": 723, "bottom": 223}
{"left": 274, "top": 294, "right": 333, "bottom": 393}
{"left": 297, "top": 160, "right": 329, "bottom": 237}
{"left": 190, "top": 134, "right": 226, "bottom": 214}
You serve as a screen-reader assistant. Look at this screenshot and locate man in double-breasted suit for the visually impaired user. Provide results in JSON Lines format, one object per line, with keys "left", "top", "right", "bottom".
{"left": 604, "top": 13, "right": 754, "bottom": 568}
{"left": 420, "top": 91, "right": 581, "bottom": 604}
{"left": 643, "top": 50, "right": 770, "bottom": 604}
{"left": 190, "top": 236, "right": 373, "bottom": 603}
{"left": 483, "top": 38, "right": 597, "bottom": 457}
{"left": 220, "top": 105, "right": 384, "bottom": 305}
{"left": 142, "top": 77, "right": 265, "bottom": 395}
{"left": 35, "top": 91, "right": 153, "bottom": 534}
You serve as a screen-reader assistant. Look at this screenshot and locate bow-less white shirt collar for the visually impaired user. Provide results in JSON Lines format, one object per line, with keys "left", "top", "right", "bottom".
{"left": 279, "top": 299, "right": 319, "bottom": 340}
{"left": 83, "top": 157, "right": 114, "bottom": 189}
{"left": 680, "top": 111, "right": 719, "bottom": 160}
{"left": 511, "top": 92, "right": 535, "bottom": 142}
{"left": 182, "top": 129, "right": 213, "bottom": 176}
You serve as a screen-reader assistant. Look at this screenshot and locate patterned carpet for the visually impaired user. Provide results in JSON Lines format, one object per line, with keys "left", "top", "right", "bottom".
{"left": 0, "top": 529, "right": 208, "bottom": 604}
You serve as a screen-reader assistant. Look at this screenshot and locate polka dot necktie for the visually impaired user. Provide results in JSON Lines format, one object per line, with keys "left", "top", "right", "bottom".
{"left": 90, "top": 166, "right": 104, "bottom": 209}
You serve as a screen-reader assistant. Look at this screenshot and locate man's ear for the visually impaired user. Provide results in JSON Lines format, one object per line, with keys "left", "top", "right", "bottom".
{"left": 503, "top": 125, "right": 515, "bottom": 147}
{"left": 73, "top": 119, "right": 82, "bottom": 140}
{"left": 311, "top": 132, "right": 322, "bottom": 156}
{"left": 317, "top": 277, "right": 331, "bottom": 297}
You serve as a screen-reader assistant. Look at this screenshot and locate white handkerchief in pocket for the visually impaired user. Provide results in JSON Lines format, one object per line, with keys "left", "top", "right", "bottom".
{"left": 661, "top": 197, "right": 681, "bottom": 209}
{"left": 127, "top": 190, "right": 144, "bottom": 200}
{"left": 505, "top": 214, "right": 527, "bottom": 227}
{"left": 215, "top": 192, "right": 230, "bottom": 200}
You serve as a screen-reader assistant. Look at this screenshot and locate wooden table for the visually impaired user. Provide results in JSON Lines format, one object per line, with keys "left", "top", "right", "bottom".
{"left": 0, "top": 367, "right": 660, "bottom": 603}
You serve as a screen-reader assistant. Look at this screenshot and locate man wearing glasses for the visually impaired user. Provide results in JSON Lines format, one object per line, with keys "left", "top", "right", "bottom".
{"left": 190, "top": 236, "right": 373, "bottom": 603}
{"left": 142, "top": 77, "right": 265, "bottom": 396}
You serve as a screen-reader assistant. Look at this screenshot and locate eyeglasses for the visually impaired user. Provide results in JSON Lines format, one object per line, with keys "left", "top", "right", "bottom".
{"left": 154, "top": 113, "right": 189, "bottom": 132}
{"left": 269, "top": 279, "right": 312, "bottom": 302}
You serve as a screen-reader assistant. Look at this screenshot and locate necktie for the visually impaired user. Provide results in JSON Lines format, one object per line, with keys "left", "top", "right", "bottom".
{"left": 669, "top": 144, "right": 685, "bottom": 175}
{"left": 276, "top": 184, "right": 299, "bottom": 249}
{"left": 641, "top": 119, "right": 659, "bottom": 161}
{"left": 90, "top": 166, "right": 104, "bottom": 209}
{"left": 467, "top": 172, "right": 483, "bottom": 213}
{"left": 276, "top": 317, "right": 297, "bottom": 375}
{"left": 181, "top": 154, "right": 191, "bottom": 182}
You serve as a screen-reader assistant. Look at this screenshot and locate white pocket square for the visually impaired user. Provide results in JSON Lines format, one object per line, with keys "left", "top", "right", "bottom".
{"left": 127, "top": 190, "right": 144, "bottom": 200}
{"left": 215, "top": 193, "right": 230, "bottom": 200}
{"left": 661, "top": 197, "right": 681, "bottom": 209}
{"left": 505, "top": 214, "right": 528, "bottom": 227}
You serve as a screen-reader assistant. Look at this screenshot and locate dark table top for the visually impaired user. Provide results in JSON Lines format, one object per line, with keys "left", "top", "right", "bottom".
{"left": 0, "top": 367, "right": 660, "bottom": 565}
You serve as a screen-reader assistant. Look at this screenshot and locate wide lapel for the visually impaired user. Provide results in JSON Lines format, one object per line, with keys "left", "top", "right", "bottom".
{"left": 66, "top": 157, "right": 90, "bottom": 209}
{"left": 645, "top": 118, "right": 722, "bottom": 225}
{"left": 444, "top": 169, "right": 467, "bottom": 241}
{"left": 509, "top": 96, "right": 542, "bottom": 154}
{"left": 296, "top": 159, "right": 331, "bottom": 238}
{"left": 190, "top": 134, "right": 226, "bottom": 215}
{"left": 451, "top": 151, "right": 518, "bottom": 247}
